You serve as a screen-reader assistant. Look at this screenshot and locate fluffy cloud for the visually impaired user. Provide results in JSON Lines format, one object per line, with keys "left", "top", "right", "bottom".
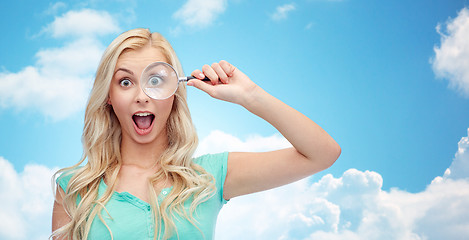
{"left": 443, "top": 128, "right": 469, "bottom": 180}
{"left": 0, "top": 157, "right": 57, "bottom": 240}
{"left": 173, "top": 0, "right": 227, "bottom": 29}
{"left": 271, "top": 3, "right": 296, "bottom": 21}
{"left": 44, "top": 2, "right": 67, "bottom": 15}
{"left": 216, "top": 129, "right": 469, "bottom": 240}
{"left": 195, "top": 130, "right": 291, "bottom": 156}
{"left": 0, "top": 9, "right": 120, "bottom": 120}
{"left": 432, "top": 7, "right": 469, "bottom": 97}
{"left": 45, "top": 9, "right": 119, "bottom": 38}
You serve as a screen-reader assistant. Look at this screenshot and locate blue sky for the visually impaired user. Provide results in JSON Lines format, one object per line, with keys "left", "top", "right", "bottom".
{"left": 1, "top": 0, "right": 469, "bottom": 239}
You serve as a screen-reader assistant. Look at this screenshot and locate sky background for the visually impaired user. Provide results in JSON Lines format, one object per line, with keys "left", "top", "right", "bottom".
{"left": 1, "top": 0, "right": 469, "bottom": 239}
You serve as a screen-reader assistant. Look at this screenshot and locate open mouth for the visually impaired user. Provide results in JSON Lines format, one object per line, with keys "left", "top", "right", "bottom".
{"left": 132, "top": 112, "right": 155, "bottom": 133}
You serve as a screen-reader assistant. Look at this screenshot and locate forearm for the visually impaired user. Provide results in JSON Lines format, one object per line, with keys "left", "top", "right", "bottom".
{"left": 189, "top": 60, "right": 340, "bottom": 166}
{"left": 191, "top": 61, "right": 341, "bottom": 197}
{"left": 241, "top": 85, "right": 341, "bottom": 166}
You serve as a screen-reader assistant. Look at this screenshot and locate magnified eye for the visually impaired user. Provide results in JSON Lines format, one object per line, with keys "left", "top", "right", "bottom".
{"left": 148, "top": 75, "right": 163, "bottom": 87}
{"left": 120, "top": 79, "right": 132, "bottom": 87}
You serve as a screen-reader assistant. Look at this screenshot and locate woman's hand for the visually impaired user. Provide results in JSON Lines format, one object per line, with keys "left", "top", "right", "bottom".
{"left": 188, "top": 60, "right": 259, "bottom": 107}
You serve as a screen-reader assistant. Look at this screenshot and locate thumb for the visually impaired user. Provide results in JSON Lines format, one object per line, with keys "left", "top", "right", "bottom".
{"left": 187, "top": 79, "right": 216, "bottom": 96}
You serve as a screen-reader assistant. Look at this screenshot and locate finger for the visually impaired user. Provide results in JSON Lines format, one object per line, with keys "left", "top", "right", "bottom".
{"left": 191, "top": 69, "right": 205, "bottom": 79}
{"left": 202, "top": 64, "right": 219, "bottom": 85}
{"left": 211, "top": 62, "right": 229, "bottom": 84}
{"left": 219, "top": 60, "right": 236, "bottom": 77}
{"left": 187, "top": 79, "right": 217, "bottom": 97}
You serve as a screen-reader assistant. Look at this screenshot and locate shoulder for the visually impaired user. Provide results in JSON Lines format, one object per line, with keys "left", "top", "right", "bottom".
{"left": 193, "top": 152, "right": 229, "bottom": 174}
{"left": 193, "top": 152, "right": 229, "bottom": 187}
{"left": 55, "top": 166, "right": 84, "bottom": 192}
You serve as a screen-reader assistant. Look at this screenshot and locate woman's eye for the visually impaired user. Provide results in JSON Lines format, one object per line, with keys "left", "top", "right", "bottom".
{"left": 120, "top": 79, "right": 132, "bottom": 87}
{"left": 148, "top": 76, "right": 162, "bottom": 87}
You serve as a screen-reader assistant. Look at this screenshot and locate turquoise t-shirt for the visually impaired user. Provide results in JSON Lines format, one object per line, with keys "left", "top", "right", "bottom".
{"left": 57, "top": 152, "right": 229, "bottom": 240}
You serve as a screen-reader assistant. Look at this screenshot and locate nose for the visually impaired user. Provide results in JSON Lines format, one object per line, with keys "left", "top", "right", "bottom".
{"left": 136, "top": 84, "right": 150, "bottom": 103}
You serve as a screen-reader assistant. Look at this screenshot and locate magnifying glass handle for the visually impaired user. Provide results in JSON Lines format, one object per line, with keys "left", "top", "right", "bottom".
{"left": 183, "top": 76, "right": 211, "bottom": 81}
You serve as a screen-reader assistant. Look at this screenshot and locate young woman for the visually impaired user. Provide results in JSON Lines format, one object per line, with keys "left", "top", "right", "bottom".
{"left": 51, "top": 28, "right": 341, "bottom": 240}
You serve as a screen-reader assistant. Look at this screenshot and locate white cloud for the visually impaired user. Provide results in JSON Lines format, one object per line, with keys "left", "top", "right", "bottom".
{"left": 195, "top": 130, "right": 291, "bottom": 156}
{"left": 44, "top": 2, "right": 67, "bottom": 15}
{"left": 0, "top": 9, "right": 120, "bottom": 120}
{"left": 45, "top": 9, "right": 120, "bottom": 38}
{"left": 432, "top": 7, "right": 469, "bottom": 97}
{"left": 173, "top": 0, "right": 227, "bottom": 30}
{"left": 0, "top": 157, "right": 57, "bottom": 240}
{"left": 216, "top": 129, "right": 469, "bottom": 240}
{"left": 443, "top": 128, "right": 469, "bottom": 180}
{"left": 271, "top": 3, "right": 296, "bottom": 21}
{"left": 217, "top": 171, "right": 469, "bottom": 240}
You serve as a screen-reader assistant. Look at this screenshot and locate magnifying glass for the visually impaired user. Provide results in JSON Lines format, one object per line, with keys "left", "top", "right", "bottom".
{"left": 140, "top": 62, "right": 210, "bottom": 100}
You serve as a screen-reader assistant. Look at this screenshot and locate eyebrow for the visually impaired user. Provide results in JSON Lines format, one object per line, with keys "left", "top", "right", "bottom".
{"left": 114, "top": 68, "right": 134, "bottom": 76}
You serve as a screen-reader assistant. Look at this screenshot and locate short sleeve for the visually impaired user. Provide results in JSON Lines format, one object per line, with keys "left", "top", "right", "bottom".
{"left": 56, "top": 167, "right": 82, "bottom": 192}
{"left": 193, "top": 152, "right": 229, "bottom": 204}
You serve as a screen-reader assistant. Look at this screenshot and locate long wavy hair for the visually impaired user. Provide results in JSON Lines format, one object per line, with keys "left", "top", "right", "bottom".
{"left": 51, "top": 28, "right": 215, "bottom": 240}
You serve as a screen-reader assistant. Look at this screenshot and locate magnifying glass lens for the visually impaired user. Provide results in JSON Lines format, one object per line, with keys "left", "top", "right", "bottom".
{"left": 141, "top": 62, "right": 179, "bottom": 100}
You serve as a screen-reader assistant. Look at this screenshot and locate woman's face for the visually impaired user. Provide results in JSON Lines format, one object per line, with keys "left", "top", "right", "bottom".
{"left": 108, "top": 44, "right": 174, "bottom": 146}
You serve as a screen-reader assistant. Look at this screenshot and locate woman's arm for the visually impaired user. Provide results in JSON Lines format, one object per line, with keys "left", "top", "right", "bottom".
{"left": 52, "top": 185, "right": 71, "bottom": 239}
{"left": 188, "top": 60, "right": 341, "bottom": 200}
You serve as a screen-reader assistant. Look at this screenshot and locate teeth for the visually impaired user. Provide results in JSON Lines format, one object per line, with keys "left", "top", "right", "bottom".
{"left": 134, "top": 112, "right": 152, "bottom": 117}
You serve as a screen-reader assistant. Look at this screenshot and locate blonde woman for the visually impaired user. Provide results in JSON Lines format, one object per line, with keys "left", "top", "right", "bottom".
{"left": 51, "top": 28, "right": 341, "bottom": 240}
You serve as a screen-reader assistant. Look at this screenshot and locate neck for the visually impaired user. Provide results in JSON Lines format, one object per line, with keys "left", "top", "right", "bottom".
{"left": 120, "top": 134, "right": 168, "bottom": 169}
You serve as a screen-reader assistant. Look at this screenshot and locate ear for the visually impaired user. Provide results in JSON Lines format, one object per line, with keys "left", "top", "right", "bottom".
{"left": 107, "top": 97, "right": 112, "bottom": 105}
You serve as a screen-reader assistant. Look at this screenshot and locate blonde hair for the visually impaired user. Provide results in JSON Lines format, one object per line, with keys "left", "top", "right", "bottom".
{"left": 52, "top": 28, "right": 215, "bottom": 239}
